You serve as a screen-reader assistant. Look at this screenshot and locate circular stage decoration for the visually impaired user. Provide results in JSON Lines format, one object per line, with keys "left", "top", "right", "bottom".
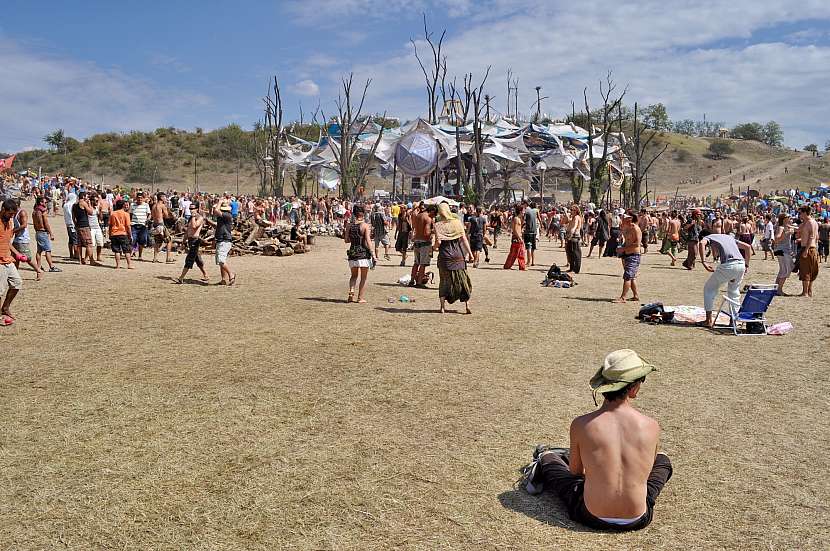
{"left": 394, "top": 132, "right": 439, "bottom": 177}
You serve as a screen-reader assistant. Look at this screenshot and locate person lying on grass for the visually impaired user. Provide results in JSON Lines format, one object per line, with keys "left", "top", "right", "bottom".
{"left": 520, "top": 349, "right": 672, "bottom": 531}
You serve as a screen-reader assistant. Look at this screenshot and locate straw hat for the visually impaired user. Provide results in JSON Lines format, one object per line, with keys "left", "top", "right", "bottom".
{"left": 590, "top": 349, "right": 655, "bottom": 396}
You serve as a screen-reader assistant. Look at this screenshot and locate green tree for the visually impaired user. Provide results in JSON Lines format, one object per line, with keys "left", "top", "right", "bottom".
{"left": 708, "top": 139, "right": 734, "bottom": 159}
{"left": 43, "top": 129, "right": 66, "bottom": 150}
{"left": 642, "top": 103, "right": 670, "bottom": 132}
{"left": 731, "top": 122, "right": 765, "bottom": 142}
{"left": 762, "top": 121, "right": 784, "bottom": 147}
{"left": 672, "top": 119, "right": 696, "bottom": 136}
{"left": 805, "top": 144, "right": 818, "bottom": 153}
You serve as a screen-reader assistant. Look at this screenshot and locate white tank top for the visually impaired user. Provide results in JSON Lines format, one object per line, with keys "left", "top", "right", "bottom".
{"left": 13, "top": 211, "right": 30, "bottom": 243}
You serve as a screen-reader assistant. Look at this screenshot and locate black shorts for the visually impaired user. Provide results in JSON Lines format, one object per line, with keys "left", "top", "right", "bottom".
{"left": 523, "top": 234, "right": 537, "bottom": 251}
{"left": 591, "top": 234, "right": 607, "bottom": 247}
{"left": 184, "top": 238, "right": 204, "bottom": 269}
{"left": 67, "top": 226, "right": 78, "bottom": 245}
{"left": 110, "top": 235, "right": 130, "bottom": 254}
{"left": 539, "top": 451, "right": 672, "bottom": 532}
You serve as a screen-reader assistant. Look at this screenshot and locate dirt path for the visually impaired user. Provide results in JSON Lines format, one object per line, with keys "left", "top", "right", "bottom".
{"left": 692, "top": 151, "right": 809, "bottom": 195}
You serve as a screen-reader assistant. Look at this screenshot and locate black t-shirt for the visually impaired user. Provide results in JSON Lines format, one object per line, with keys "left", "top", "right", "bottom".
{"left": 468, "top": 215, "right": 484, "bottom": 239}
{"left": 72, "top": 203, "right": 90, "bottom": 228}
{"left": 170, "top": 195, "right": 179, "bottom": 210}
{"left": 215, "top": 212, "right": 233, "bottom": 242}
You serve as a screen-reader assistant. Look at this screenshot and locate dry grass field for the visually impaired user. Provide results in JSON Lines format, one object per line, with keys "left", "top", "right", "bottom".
{"left": 1, "top": 226, "right": 828, "bottom": 550}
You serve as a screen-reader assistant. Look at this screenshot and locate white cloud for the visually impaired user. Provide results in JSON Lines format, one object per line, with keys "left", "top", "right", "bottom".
{"left": 148, "top": 53, "right": 191, "bottom": 73}
{"left": 306, "top": 53, "right": 338, "bottom": 68}
{"left": 292, "top": 79, "right": 321, "bottom": 96}
{"left": 0, "top": 39, "right": 210, "bottom": 153}
{"left": 328, "top": 1, "right": 830, "bottom": 146}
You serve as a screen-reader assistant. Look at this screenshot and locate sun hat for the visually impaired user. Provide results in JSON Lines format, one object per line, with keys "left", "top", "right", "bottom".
{"left": 590, "top": 349, "right": 655, "bottom": 402}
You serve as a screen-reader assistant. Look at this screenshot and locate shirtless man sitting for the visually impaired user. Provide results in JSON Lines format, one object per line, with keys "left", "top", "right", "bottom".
{"left": 521, "top": 349, "right": 672, "bottom": 531}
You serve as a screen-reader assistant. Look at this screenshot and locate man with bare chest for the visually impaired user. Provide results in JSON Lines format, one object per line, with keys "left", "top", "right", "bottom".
{"left": 521, "top": 349, "right": 672, "bottom": 531}
{"left": 174, "top": 203, "right": 209, "bottom": 284}
{"left": 638, "top": 210, "right": 650, "bottom": 253}
{"left": 151, "top": 192, "right": 173, "bottom": 264}
{"left": 615, "top": 214, "right": 642, "bottom": 303}
{"left": 797, "top": 205, "right": 819, "bottom": 297}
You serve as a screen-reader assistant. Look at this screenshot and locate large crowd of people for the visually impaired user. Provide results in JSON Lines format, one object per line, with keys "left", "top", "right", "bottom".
{"left": 1, "top": 171, "right": 827, "bottom": 325}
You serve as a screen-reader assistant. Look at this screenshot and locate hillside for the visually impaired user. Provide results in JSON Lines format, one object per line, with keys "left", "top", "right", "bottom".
{"left": 8, "top": 127, "right": 830, "bottom": 199}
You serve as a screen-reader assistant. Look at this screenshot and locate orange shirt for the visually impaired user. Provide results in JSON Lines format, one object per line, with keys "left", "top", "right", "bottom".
{"left": 109, "top": 210, "right": 131, "bottom": 237}
{"left": 0, "top": 217, "right": 13, "bottom": 264}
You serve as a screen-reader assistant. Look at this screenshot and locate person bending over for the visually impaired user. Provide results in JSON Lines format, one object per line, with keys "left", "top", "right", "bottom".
{"left": 521, "top": 349, "right": 672, "bottom": 531}
{"left": 698, "top": 229, "right": 752, "bottom": 328}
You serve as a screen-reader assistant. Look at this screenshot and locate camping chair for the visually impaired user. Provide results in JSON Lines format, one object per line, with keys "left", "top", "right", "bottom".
{"left": 715, "top": 284, "right": 777, "bottom": 336}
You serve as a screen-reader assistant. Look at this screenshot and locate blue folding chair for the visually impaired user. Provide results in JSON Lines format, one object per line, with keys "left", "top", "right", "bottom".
{"left": 716, "top": 284, "right": 777, "bottom": 335}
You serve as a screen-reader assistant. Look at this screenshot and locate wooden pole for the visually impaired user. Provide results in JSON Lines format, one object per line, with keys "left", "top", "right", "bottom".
{"left": 392, "top": 157, "right": 397, "bottom": 200}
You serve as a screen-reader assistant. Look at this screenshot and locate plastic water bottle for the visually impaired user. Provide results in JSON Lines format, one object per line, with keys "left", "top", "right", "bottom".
{"left": 399, "top": 295, "right": 410, "bottom": 303}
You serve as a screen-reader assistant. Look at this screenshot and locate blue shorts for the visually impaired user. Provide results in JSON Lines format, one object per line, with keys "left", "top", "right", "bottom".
{"left": 131, "top": 224, "right": 149, "bottom": 247}
{"left": 36, "top": 231, "right": 51, "bottom": 253}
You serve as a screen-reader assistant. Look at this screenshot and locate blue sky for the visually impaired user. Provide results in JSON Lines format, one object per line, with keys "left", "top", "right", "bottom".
{"left": 2, "top": 0, "right": 829, "bottom": 152}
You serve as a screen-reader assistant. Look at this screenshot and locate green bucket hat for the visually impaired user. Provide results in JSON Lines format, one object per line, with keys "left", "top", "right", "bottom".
{"left": 590, "top": 349, "right": 655, "bottom": 403}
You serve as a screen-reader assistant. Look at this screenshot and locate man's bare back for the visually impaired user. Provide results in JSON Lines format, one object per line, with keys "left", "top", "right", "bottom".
{"left": 570, "top": 402, "right": 659, "bottom": 518}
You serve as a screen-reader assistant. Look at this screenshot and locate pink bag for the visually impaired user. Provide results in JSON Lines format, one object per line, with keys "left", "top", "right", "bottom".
{"left": 766, "top": 322, "right": 793, "bottom": 335}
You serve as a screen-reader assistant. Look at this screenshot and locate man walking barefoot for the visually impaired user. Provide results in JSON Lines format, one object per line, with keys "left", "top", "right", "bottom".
{"left": 174, "top": 203, "right": 209, "bottom": 284}
{"left": 109, "top": 200, "right": 133, "bottom": 270}
{"left": 797, "top": 205, "right": 819, "bottom": 297}
{"left": 614, "top": 214, "right": 642, "bottom": 303}
{"left": 32, "top": 197, "right": 60, "bottom": 273}
{"left": 503, "top": 204, "right": 527, "bottom": 270}
{"left": 521, "top": 349, "right": 672, "bottom": 531}
{"left": 1, "top": 199, "right": 25, "bottom": 325}
{"left": 151, "top": 192, "right": 174, "bottom": 264}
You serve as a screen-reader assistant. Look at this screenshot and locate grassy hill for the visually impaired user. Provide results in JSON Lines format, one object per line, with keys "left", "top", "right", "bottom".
{"left": 9, "top": 126, "right": 830, "bottom": 198}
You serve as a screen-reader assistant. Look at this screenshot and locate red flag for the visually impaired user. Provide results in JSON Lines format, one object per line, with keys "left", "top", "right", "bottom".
{"left": 0, "top": 154, "right": 16, "bottom": 172}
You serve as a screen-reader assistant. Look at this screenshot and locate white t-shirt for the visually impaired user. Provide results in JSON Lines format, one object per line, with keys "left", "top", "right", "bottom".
{"left": 180, "top": 199, "right": 192, "bottom": 217}
{"left": 763, "top": 221, "right": 774, "bottom": 240}
{"left": 132, "top": 203, "right": 151, "bottom": 225}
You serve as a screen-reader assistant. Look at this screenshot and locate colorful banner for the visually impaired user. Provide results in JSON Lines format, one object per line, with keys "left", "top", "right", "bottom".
{"left": 0, "top": 155, "right": 16, "bottom": 172}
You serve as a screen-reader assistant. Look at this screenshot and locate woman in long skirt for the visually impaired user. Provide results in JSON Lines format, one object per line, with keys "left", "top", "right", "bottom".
{"left": 395, "top": 205, "right": 411, "bottom": 266}
{"left": 434, "top": 203, "right": 473, "bottom": 314}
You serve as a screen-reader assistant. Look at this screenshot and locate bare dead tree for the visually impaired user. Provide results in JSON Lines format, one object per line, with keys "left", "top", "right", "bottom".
{"left": 625, "top": 102, "right": 669, "bottom": 208}
{"left": 251, "top": 119, "right": 269, "bottom": 196}
{"left": 261, "top": 76, "right": 284, "bottom": 197}
{"left": 323, "top": 73, "right": 385, "bottom": 198}
{"left": 468, "top": 67, "right": 491, "bottom": 201}
{"left": 411, "top": 14, "right": 446, "bottom": 124}
{"left": 583, "top": 71, "right": 627, "bottom": 204}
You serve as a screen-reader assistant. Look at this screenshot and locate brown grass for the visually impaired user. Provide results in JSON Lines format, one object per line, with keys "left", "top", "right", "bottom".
{"left": 1, "top": 228, "right": 828, "bottom": 550}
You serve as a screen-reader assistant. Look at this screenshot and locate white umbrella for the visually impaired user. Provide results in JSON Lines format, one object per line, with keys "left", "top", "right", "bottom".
{"left": 423, "top": 195, "right": 459, "bottom": 207}
{"left": 395, "top": 131, "right": 439, "bottom": 177}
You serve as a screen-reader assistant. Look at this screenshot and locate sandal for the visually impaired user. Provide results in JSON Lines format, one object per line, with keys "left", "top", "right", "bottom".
{"left": 0, "top": 316, "right": 12, "bottom": 326}
{"left": 228, "top": 275, "right": 236, "bottom": 286}
{"left": 172, "top": 278, "right": 183, "bottom": 284}
{"left": 347, "top": 291, "right": 355, "bottom": 303}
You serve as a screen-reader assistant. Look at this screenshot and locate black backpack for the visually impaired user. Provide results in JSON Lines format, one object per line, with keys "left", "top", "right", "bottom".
{"left": 546, "top": 264, "right": 571, "bottom": 281}
{"left": 637, "top": 302, "right": 674, "bottom": 323}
